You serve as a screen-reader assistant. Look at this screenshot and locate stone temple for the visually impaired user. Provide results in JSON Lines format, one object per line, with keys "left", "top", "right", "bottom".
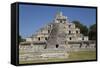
{"left": 22, "top": 11, "right": 89, "bottom": 48}
{"left": 19, "top": 11, "right": 95, "bottom": 62}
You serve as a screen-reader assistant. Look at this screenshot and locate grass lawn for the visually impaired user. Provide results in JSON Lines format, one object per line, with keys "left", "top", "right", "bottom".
{"left": 19, "top": 51, "right": 96, "bottom": 64}
{"left": 67, "top": 51, "right": 96, "bottom": 61}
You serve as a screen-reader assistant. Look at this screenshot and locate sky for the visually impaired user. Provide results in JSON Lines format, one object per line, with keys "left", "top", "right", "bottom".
{"left": 19, "top": 4, "right": 96, "bottom": 38}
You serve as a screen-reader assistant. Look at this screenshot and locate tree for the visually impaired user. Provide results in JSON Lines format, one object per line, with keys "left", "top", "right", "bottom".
{"left": 19, "top": 35, "right": 26, "bottom": 43}
{"left": 72, "top": 21, "right": 88, "bottom": 36}
{"left": 19, "top": 35, "right": 21, "bottom": 43}
{"left": 88, "top": 24, "right": 96, "bottom": 40}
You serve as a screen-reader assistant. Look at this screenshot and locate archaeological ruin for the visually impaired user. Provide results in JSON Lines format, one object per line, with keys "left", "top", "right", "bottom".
{"left": 19, "top": 11, "right": 96, "bottom": 63}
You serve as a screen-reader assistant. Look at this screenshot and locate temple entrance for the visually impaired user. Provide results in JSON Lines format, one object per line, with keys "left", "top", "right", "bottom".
{"left": 56, "top": 44, "right": 59, "bottom": 48}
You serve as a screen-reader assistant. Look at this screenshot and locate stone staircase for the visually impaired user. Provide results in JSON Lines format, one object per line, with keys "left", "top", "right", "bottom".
{"left": 46, "top": 22, "right": 68, "bottom": 49}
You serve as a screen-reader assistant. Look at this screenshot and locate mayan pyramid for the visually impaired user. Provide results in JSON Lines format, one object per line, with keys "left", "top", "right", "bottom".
{"left": 45, "top": 12, "right": 68, "bottom": 50}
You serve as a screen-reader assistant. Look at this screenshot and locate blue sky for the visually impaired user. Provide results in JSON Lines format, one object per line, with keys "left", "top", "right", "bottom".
{"left": 19, "top": 4, "right": 96, "bottom": 38}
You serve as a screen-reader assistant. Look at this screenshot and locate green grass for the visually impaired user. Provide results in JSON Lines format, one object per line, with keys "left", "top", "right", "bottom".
{"left": 19, "top": 51, "right": 96, "bottom": 64}
{"left": 68, "top": 51, "right": 96, "bottom": 61}
{"left": 19, "top": 58, "right": 68, "bottom": 64}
